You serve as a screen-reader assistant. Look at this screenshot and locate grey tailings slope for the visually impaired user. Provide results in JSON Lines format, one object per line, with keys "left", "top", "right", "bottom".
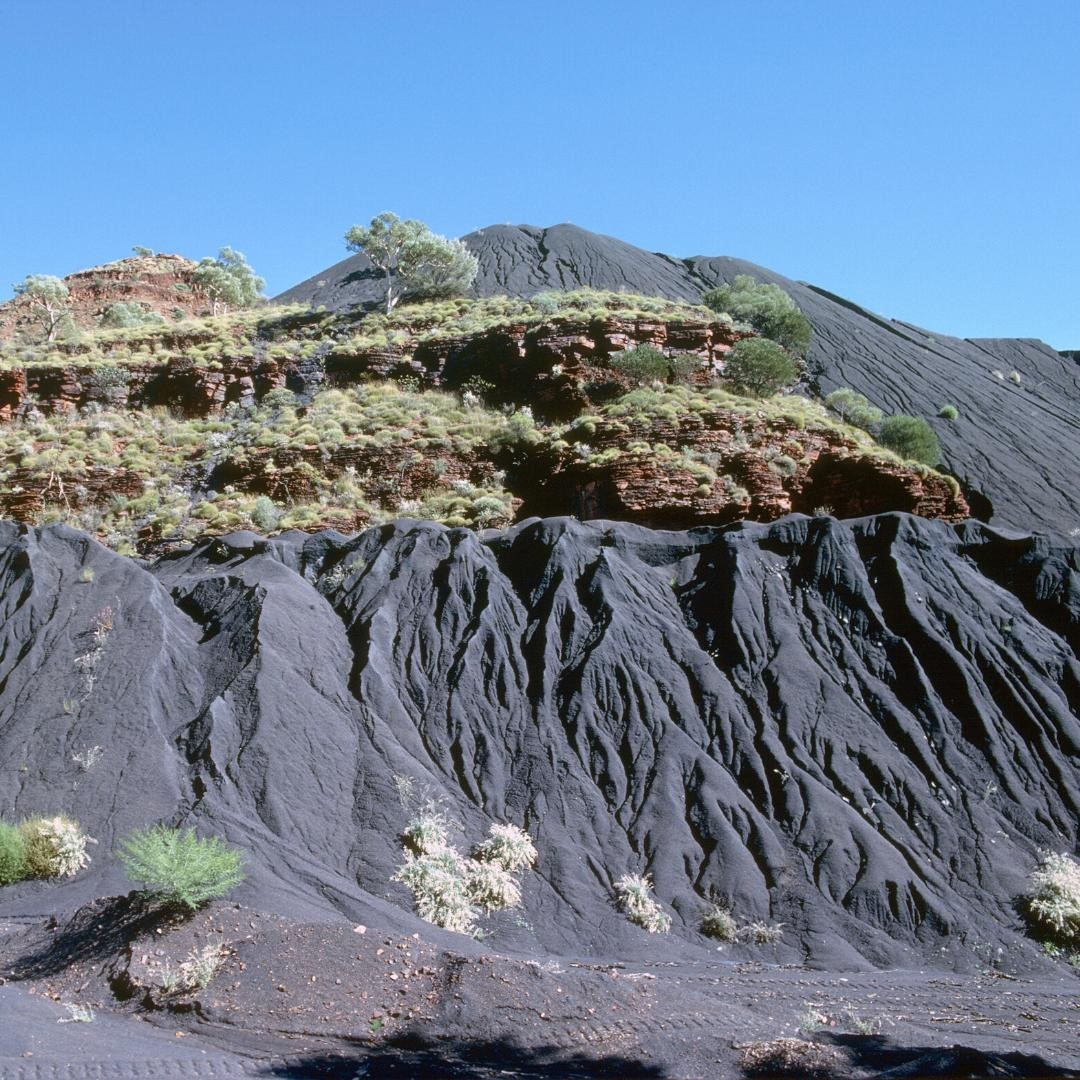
{"left": 0, "top": 514, "right": 1077, "bottom": 975}
{"left": 277, "top": 223, "right": 1080, "bottom": 535}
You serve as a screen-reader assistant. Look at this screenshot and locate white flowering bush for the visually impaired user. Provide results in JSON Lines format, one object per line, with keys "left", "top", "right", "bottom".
{"left": 1029, "top": 851, "right": 1080, "bottom": 944}
{"left": 394, "top": 817, "right": 536, "bottom": 934}
{"left": 402, "top": 808, "right": 451, "bottom": 855}
{"left": 464, "top": 859, "right": 521, "bottom": 912}
{"left": 393, "top": 849, "right": 477, "bottom": 934}
{"left": 473, "top": 823, "right": 537, "bottom": 872}
{"left": 22, "top": 816, "right": 96, "bottom": 878}
{"left": 614, "top": 873, "right": 671, "bottom": 933}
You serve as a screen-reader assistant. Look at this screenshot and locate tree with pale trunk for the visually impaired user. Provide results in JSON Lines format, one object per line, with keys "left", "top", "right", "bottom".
{"left": 12, "top": 274, "right": 72, "bottom": 342}
{"left": 345, "top": 212, "right": 478, "bottom": 314}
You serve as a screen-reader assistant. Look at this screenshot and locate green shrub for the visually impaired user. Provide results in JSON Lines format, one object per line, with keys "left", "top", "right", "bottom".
{"left": 723, "top": 338, "right": 797, "bottom": 397}
{"left": 0, "top": 821, "right": 28, "bottom": 885}
{"left": 1028, "top": 851, "right": 1080, "bottom": 944}
{"left": 608, "top": 344, "right": 669, "bottom": 384}
{"left": 702, "top": 275, "right": 812, "bottom": 352}
{"left": 250, "top": 495, "right": 282, "bottom": 532}
{"left": 937, "top": 404, "right": 959, "bottom": 420}
{"left": 99, "top": 302, "right": 163, "bottom": 329}
{"left": 118, "top": 825, "right": 246, "bottom": 910}
{"left": 667, "top": 352, "right": 702, "bottom": 384}
{"left": 877, "top": 414, "right": 941, "bottom": 465}
{"left": 825, "top": 388, "right": 883, "bottom": 431}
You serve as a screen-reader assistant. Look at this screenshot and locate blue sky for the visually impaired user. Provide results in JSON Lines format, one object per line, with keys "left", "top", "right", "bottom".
{"left": 2, "top": 1, "right": 1077, "bottom": 346}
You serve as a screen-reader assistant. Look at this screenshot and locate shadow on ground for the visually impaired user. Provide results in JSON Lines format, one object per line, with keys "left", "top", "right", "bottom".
{"left": 5, "top": 895, "right": 161, "bottom": 981}
{"left": 815, "top": 1032, "right": 1080, "bottom": 1078}
{"left": 260, "top": 1036, "right": 669, "bottom": 1078}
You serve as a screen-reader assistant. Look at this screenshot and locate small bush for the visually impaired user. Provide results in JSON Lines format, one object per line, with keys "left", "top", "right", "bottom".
{"left": 393, "top": 849, "right": 477, "bottom": 934}
{"left": 877, "top": 414, "right": 941, "bottom": 465}
{"left": 937, "top": 404, "right": 959, "bottom": 420}
{"left": 472, "top": 823, "right": 537, "bottom": 871}
{"left": 769, "top": 453, "right": 798, "bottom": 478}
{"left": 118, "top": 825, "right": 246, "bottom": 910}
{"left": 703, "top": 275, "right": 812, "bottom": 352}
{"left": 614, "top": 873, "right": 671, "bottom": 933}
{"left": 825, "top": 388, "right": 882, "bottom": 431}
{"left": 464, "top": 860, "right": 522, "bottom": 912}
{"left": 1028, "top": 851, "right": 1080, "bottom": 944}
{"left": 608, "top": 345, "right": 669, "bottom": 384}
{"left": 20, "top": 816, "right": 96, "bottom": 878}
{"left": 667, "top": 352, "right": 702, "bottom": 384}
{"left": 724, "top": 338, "right": 797, "bottom": 397}
{"left": 402, "top": 808, "right": 451, "bottom": 855}
{"left": 0, "top": 821, "right": 28, "bottom": 885}
{"left": 702, "top": 904, "right": 738, "bottom": 941}
{"left": 739, "top": 1038, "right": 845, "bottom": 1077}
{"left": 250, "top": 495, "right": 282, "bottom": 532}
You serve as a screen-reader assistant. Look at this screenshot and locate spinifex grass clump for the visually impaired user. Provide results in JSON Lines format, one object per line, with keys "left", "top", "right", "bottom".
{"left": 1028, "top": 850, "right": 1080, "bottom": 945}
{"left": 614, "top": 873, "right": 671, "bottom": 933}
{"left": 392, "top": 810, "right": 537, "bottom": 934}
{"left": 118, "top": 825, "right": 245, "bottom": 910}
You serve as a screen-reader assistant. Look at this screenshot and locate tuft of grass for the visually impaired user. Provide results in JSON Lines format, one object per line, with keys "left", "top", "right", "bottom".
{"left": 1028, "top": 850, "right": 1080, "bottom": 945}
{"left": 937, "top": 404, "right": 959, "bottom": 420}
{"left": 614, "top": 873, "right": 671, "bottom": 933}
{"left": 701, "top": 903, "right": 738, "bottom": 941}
{"left": 117, "top": 825, "right": 245, "bottom": 910}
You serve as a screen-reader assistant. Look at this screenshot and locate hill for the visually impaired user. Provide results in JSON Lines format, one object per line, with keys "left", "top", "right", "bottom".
{"left": 0, "top": 253, "right": 206, "bottom": 337}
{"left": 279, "top": 224, "right": 1080, "bottom": 535}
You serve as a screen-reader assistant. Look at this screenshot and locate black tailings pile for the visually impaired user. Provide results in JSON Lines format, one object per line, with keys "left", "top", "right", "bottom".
{"left": 0, "top": 513, "right": 1077, "bottom": 977}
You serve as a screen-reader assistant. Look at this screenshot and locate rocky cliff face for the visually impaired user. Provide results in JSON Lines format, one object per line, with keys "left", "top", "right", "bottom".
{"left": 0, "top": 514, "right": 1076, "bottom": 974}
{"left": 279, "top": 224, "right": 1080, "bottom": 535}
{"left": 0, "top": 304, "right": 966, "bottom": 544}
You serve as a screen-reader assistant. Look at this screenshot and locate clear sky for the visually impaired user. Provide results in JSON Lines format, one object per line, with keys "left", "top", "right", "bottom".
{"left": 2, "top": 1, "right": 1077, "bottom": 346}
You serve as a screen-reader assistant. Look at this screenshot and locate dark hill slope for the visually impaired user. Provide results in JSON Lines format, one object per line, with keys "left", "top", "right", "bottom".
{"left": 1, "top": 514, "right": 1077, "bottom": 973}
{"left": 277, "top": 224, "right": 1080, "bottom": 534}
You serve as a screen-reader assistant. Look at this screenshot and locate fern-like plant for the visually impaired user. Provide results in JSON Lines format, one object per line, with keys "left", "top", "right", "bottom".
{"left": 118, "top": 825, "right": 245, "bottom": 910}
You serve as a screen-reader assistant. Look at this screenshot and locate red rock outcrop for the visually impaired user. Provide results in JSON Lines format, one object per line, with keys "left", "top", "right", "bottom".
{"left": 527, "top": 404, "right": 969, "bottom": 527}
{"left": 0, "top": 254, "right": 206, "bottom": 340}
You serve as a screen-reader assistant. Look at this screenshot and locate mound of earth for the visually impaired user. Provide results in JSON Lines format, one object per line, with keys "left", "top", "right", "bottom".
{"left": 278, "top": 224, "right": 1080, "bottom": 535}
